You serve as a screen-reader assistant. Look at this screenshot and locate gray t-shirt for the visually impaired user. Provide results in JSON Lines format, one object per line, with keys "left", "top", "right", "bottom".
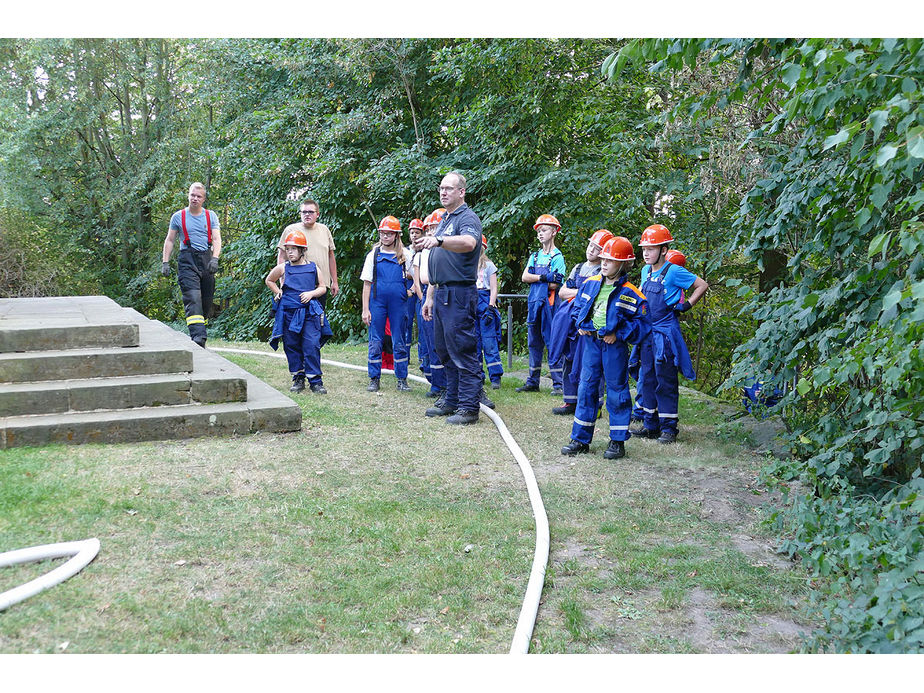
{"left": 427, "top": 203, "right": 482, "bottom": 284}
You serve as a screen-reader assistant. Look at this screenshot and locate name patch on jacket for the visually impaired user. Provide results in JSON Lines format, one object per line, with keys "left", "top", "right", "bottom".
{"left": 619, "top": 295, "right": 637, "bottom": 305}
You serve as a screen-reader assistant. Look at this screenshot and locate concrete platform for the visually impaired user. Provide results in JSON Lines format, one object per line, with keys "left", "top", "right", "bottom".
{"left": 0, "top": 296, "right": 301, "bottom": 448}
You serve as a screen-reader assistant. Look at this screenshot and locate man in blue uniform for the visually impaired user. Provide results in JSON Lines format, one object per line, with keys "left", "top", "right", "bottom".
{"left": 161, "top": 182, "right": 223, "bottom": 347}
{"left": 416, "top": 172, "right": 483, "bottom": 425}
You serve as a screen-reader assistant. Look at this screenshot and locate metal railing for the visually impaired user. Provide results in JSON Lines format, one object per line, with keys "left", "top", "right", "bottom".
{"left": 497, "top": 293, "right": 527, "bottom": 371}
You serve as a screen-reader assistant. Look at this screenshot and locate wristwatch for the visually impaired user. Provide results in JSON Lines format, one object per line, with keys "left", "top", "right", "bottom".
{"left": 436, "top": 237, "right": 443, "bottom": 247}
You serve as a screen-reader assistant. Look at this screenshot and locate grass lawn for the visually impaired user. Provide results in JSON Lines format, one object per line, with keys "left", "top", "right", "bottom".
{"left": 0, "top": 341, "right": 811, "bottom": 653}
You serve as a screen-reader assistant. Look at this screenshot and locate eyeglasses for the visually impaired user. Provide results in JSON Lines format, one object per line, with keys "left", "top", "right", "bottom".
{"left": 437, "top": 186, "right": 458, "bottom": 193}
{"left": 301, "top": 209, "right": 318, "bottom": 215}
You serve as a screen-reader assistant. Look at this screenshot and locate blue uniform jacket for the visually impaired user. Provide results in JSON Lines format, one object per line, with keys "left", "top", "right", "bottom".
{"left": 573, "top": 273, "right": 651, "bottom": 347}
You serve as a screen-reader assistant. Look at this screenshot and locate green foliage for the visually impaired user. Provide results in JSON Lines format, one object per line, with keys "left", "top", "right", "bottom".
{"left": 606, "top": 37, "right": 924, "bottom": 651}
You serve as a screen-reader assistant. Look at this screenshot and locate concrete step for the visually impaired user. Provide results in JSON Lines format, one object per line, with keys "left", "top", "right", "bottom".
{"left": 0, "top": 295, "right": 140, "bottom": 352}
{"left": 0, "top": 371, "right": 248, "bottom": 417}
{"left": 0, "top": 346, "right": 193, "bottom": 383}
{"left": 0, "top": 386, "right": 302, "bottom": 449}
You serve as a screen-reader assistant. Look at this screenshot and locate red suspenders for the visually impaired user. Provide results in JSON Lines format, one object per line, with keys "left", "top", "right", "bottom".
{"left": 180, "top": 208, "right": 212, "bottom": 247}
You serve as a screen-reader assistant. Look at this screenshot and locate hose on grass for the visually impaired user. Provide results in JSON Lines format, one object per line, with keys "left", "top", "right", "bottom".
{"left": 213, "top": 347, "right": 549, "bottom": 655}
{"left": 0, "top": 539, "right": 101, "bottom": 612}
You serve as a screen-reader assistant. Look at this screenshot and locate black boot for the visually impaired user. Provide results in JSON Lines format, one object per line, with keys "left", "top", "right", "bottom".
{"left": 289, "top": 373, "right": 306, "bottom": 393}
{"left": 309, "top": 381, "right": 327, "bottom": 394}
{"left": 479, "top": 387, "right": 495, "bottom": 409}
{"left": 552, "top": 402, "right": 576, "bottom": 416}
{"left": 629, "top": 425, "right": 660, "bottom": 439}
{"left": 657, "top": 430, "right": 677, "bottom": 444}
{"left": 447, "top": 409, "right": 479, "bottom": 425}
{"left": 396, "top": 379, "right": 411, "bottom": 392}
{"left": 603, "top": 440, "right": 625, "bottom": 459}
{"left": 515, "top": 383, "right": 539, "bottom": 392}
{"left": 561, "top": 439, "right": 590, "bottom": 456}
{"left": 367, "top": 377, "right": 380, "bottom": 392}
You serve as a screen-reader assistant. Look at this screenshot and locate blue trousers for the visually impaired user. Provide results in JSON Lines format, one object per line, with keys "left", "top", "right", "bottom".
{"left": 368, "top": 292, "right": 409, "bottom": 380}
{"left": 477, "top": 308, "right": 504, "bottom": 384}
{"left": 281, "top": 309, "right": 323, "bottom": 384}
{"left": 638, "top": 336, "right": 679, "bottom": 434}
{"left": 570, "top": 337, "right": 631, "bottom": 444}
{"left": 526, "top": 301, "right": 563, "bottom": 388}
{"left": 405, "top": 293, "right": 418, "bottom": 348}
{"left": 433, "top": 285, "right": 481, "bottom": 412}
{"left": 417, "top": 294, "right": 445, "bottom": 394}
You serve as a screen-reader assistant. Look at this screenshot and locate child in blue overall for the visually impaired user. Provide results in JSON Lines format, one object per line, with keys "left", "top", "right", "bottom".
{"left": 414, "top": 209, "right": 447, "bottom": 398}
{"left": 630, "top": 225, "right": 708, "bottom": 444}
{"left": 362, "top": 215, "right": 414, "bottom": 392}
{"left": 630, "top": 248, "right": 687, "bottom": 422}
{"left": 476, "top": 234, "right": 504, "bottom": 393}
{"left": 265, "top": 229, "right": 331, "bottom": 393}
{"left": 549, "top": 229, "right": 613, "bottom": 416}
{"left": 517, "top": 214, "right": 566, "bottom": 395}
{"left": 561, "top": 236, "right": 651, "bottom": 460}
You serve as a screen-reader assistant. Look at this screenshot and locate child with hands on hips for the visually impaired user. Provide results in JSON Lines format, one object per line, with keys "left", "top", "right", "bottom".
{"left": 560, "top": 236, "right": 651, "bottom": 461}
{"left": 266, "top": 229, "right": 331, "bottom": 394}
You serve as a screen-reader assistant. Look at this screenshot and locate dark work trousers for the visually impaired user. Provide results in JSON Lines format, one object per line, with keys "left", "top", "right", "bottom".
{"left": 433, "top": 284, "right": 481, "bottom": 413}
{"left": 177, "top": 248, "right": 215, "bottom": 344}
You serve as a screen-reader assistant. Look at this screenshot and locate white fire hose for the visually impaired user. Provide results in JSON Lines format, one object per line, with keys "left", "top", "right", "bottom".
{"left": 214, "top": 347, "right": 549, "bottom": 654}
{"left": 0, "top": 538, "right": 101, "bottom": 611}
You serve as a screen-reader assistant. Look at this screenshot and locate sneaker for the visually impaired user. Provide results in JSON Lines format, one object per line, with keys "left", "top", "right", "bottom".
{"left": 515, "top": 383, "right": 539, "bottom": 393}
{"left": 367, "top": 378, "right": 380, "bottom": 392}
{"left": 396, "top": 378, "right": 411, "bottom": 392}
{"left": 479, "top": 388, "right": 496, "bottom": 409}
{"left": 426, "top": 404, "right": 455, "bottom": 417}
{"left": 491, "top": 379, "right": 502, "bottom": 390}
{"left": 552, "top": 403, "right": 576, "bottom": 416}
{"left": 657, "top": 430, "right": 678, "bottom": 444}
{"left": 603, "top": 440, "right": 625, "bottom": 459}
{"left": 561, "top": 439, "right": 590, "bottom": 456}
{"left": 289, "top": 373, "right": 305, "bottom": 393}
{"left": 447, "top": 409, "right": 479, "bottom": 425}
{"left": 550, "top": 387, "right": 564, "bottom": 397}
{"left": 309, "top": 382, "right": 327, "bottom": 394}
{"left": 629, "top": 425, "right": 660, "bottom": 439}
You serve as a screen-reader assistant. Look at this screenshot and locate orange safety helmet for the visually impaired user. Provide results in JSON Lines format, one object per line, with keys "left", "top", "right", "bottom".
{"left": 599, "top": 236, "right": 636, "bottom": 262}
{"left": 282, "top": 229, "right": 308, "bottom": 248}
{"left": 638, "top": 224, "right": 674, "bottom": 247}
{"left": 533, "top": 214, "right": 561, "bottom": 230}
{"left": 378, "top": 215, "right": 402, "bottom": 233}
{"left": 666, "top": 249, "right": 687, "bottom": 267}
{"left": 409, "top": 218, "right": 425, "bottom": 230}
{"left": 481, "top": 234, "right": 488, "bottom": 249}
{"left": 589, "top": 229, "right": 615, "bottom": 248}
{"left": 424, "top": 208, "right": 445, "bottom": 227}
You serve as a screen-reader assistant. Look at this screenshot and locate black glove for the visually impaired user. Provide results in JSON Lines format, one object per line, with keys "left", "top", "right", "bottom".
{"left": 548, "top": 271, "right": 564, "bottom": 285}
{"left": 674, "top": 300, "right": 691, "bottom": 313}
{"left": 537, "top": 273, "right": 548, "bottom": 283}
{"left": 161, "top": 261, "right": 170, "bottom": 277}
{"left": 207, "top": 257, "right": 219, "bottom": 274}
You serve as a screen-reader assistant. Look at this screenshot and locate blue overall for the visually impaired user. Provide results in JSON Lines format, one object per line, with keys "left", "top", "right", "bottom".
{"left": 525, "top": 251, "right": 564, "bottom": 388}
{"left": 476, "top": 289, "right": 504, "bottom": 384}
{"left": 570, "top": 275, "right": 651, "bottom": 445}
{"left": 638, "top": 263, "right": 696, "bottom": 434}
{"left": 269, "top": 262, "right": 331, "bottom": 383}
{"left": 548, "top": 265, "right": 601, "bottom": 406}
{"left": 416, "top": 283, "right": 446, "bottom": 395}
{"left": 405, "top": 289, "right": 418, "bottom": 350}
{"left": 368, "top": 249, "right": 410, "bottom": 380}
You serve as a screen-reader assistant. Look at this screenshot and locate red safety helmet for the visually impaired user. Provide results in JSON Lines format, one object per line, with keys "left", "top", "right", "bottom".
{"left": 599, "top": 236, "right": 636, "bottom": 262}
{"left": 378, "top": 215, "right": 402, "bottom": 233}
{"left": 409, "top": 218, "right": 425, "bottom": 230}
{"left": 638, "top": 224, "right": 674, "bottom": 247}
{"left": 533, "top": 214, "right": 561, "bottom": 230}
{"left": 282, "top": 229, "right": 308, "bottom": 248}
{"left": 666, "top": 249, "right": 687, "bottom": 267}
{"left": 589, "top": 229, "right": 615, "bottom": 248}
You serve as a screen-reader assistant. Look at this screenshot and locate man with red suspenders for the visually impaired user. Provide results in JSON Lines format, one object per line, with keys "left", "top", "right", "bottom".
{"left": 161, "top": 182, "right": 223, "bottom": 347}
